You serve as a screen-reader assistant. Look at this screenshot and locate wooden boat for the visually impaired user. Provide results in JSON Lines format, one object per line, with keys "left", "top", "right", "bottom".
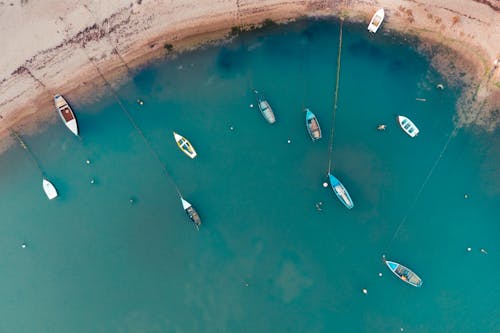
{"left": 328, "top": 173, "right": 354, "bottom": 209}
{"left": 173, "top": 131, "right": 197, "bottom": 159}
{"left": 384, "top": 256, "right": 423, "bottom": 287}
{"left": 305, "top": 108, "right": 322, "bottom": 141}
{"left": 397, "top": 115, "right": 419, "bottom": 137}
{"left": 54, "top": 94, "right": 78, "bottom": 136}
{"left": 42, "top": 178, "right": 58, "bottom": 200}
{"left": 368, "top": 8, "right": 385, "bottom": 33}
{"left": 254, "top": 90, "right": 276, "bottom": 124}
{"left": 181, "top": 197, "right": 201, "bottom": 230}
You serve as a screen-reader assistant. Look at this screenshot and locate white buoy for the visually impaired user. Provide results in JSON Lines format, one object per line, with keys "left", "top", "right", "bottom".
{"left": 287, "top": 139, "right": 291, "bottom": 144}
{"left": 464, "top": 194, "right": 468, "bottom": 199}
{"left": 250, "top": 104, "right": 254, "bottom": 108}
{"left": 378, "top": 272, "right": 383, "bottom": 277}
{"left": 86, "top": 159, "right": 91, "bottom": 164}
{"left": 90, "top": 178, "right": 95, "bottom": 184}
{"left": 323, "top": 182, "right": 328, "bottom": 188}
{"left": 362, "top": 288, "right": 368, "bottom": 294}
{"left": 467, "top": 247, "right": 472, "bottom": 252}
{"left": 230, "top": 126, "right": 234, "bottom": 131}
{"left": 21, "top": 243, "right": 27, "bottom": 249}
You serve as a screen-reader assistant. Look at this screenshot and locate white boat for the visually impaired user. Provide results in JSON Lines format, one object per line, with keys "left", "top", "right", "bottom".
{"left": 173, "top": 131, "right": 197, "bottom": 159}
{"left": 397, "top": 115, "right": 420, "bottom": 137}
{"left": 54, "top": 94, "right": 79, "bottom": 136}
{"left": 368, "top": 8, "right": 385, "bottom": 33}
{"left": 254, "top": 90, "right": 276, "bottom": 124}
{"left": 42, "top": 178, "right": 58, "bottom": 200}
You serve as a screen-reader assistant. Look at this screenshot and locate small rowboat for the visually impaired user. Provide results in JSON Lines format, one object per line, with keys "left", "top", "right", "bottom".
{"left": 173, "top": 131, "right": 197, "bottom": 159}
{"left": 384, "top": 257, "right": 423, "bottom": 287}
{"left": 328, "top": 173, "right": 354, "bottom": 209}
{"left": 181, "top": 197, "right": 201, "bottom": 230}
{"left": 368, "top": 8, "right": 385, "bottom": 33}
{"left": 254, "top": 90, "right": 276, "bottom": 124}
{"left": 305, "top": 108, "right": 322, "bottom": 141}
{"left": 397, "top": 115, "right": 420, "bottom": 137}
{"left": 54, "top": 94, "right": 79, "bottom": 136}
{"left": 42, "top": 178, "right": 58, "bottom": 200}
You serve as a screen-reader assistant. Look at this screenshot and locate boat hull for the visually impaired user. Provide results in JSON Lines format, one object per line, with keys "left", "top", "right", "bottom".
{"left": 305, "top": 109, "right": 322, "bottom": 141}
{"left": 385, "top": 260, "right": 423, "bottom": 287}
{"left": 54, "top": 94, "right": 79, "bottom": 136}
{"left": 42, "top": 178, "right": 58, "bottom": 200}
{"left": 368, "top": 8, "right": 385, "bottom": 33}
{"left": 328, "top": 173, "right": 354, "bottom": 209}
{"left": 181, "top": 197, "right": 201, "bottom": 229}
{"left": 397, "top": 115, "right": 419, "bottom": 137}
{"left": 173, "top": 132, "right": 197, "bottom": 159}
{"left": 254, "top": 90, "right": 276, "bottom": 124}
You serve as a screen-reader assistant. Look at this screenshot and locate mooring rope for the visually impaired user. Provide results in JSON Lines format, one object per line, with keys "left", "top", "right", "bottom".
{"left": 10, "top": 129, "right": 45, "bottom": 176}
{"left": 385, "top": 126, "right": 459, "bottom": 252}
{"left": 327, "top": 19, "right": 344, "bottom": 174}
{"left": 84, "top": 54, "right": 183, "bottom": 198}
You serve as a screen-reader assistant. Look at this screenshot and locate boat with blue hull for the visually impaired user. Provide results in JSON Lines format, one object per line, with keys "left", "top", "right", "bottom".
{"left": 328, "top": 173, "right": 354, "bottom": 209}
{"left": 305, "top": 108, "right": 322, "bottom": 141}
{"left": 384, "top": 256, "right": 423, "bottom": 287}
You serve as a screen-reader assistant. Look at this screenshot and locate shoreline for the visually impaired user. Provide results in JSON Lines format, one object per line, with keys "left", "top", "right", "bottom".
{"left": 0, "top": 0, "right": 498, "bottom": 153}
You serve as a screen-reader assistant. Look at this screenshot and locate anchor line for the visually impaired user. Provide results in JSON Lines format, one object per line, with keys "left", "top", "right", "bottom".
{"left": 384, "top": 74, "right": 493, "bottom": 254}
{"left": 10, "top": 129, "right": 45, "bottom": 176}
{"left": 327, "top": 19, "right": 344, "bottom": 174}
{"left": 83, "top": 52, "right": 183, "bottom": 199}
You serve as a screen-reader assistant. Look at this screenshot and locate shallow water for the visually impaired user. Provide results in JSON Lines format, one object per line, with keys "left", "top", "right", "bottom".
{"left": 0, "top": 19, "right": 498, "bottom": 332}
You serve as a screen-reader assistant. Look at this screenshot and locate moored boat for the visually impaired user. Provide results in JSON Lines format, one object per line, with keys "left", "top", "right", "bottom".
{"left": 254, "top": 90, "right": 276, "bottom": 124}
{"left": 181, "top": 197, "right": 201, "bottom": 230}
{"left": 384, "top": 256, "right": 423, "bottom": 287}
{"left": 54, "top": 94, "right": 78, "bottom": 136}
{"left": 173, "top": 131, "right": 197, "bottom": 159}
{"left": 397, "top": 115, "right": 420, "bottom": 137}
{"left": 305, "top": 108, "right": 322, "bottom": 141}
{"left": 42, "top": 178, "right": 58, "bottom": 200}
{"left": 328, "top": 173, "right": 354, "bottom": 209}
{"left": 368, "top": 8, "right": 385, "bottom": 33}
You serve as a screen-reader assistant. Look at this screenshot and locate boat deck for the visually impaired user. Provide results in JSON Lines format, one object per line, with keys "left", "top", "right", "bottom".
{"left": 59, "top": 106, "right": 75, "bottom": 122}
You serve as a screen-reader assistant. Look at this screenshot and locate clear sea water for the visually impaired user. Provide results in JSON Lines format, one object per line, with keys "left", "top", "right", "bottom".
{"left": 0, "top": 19, "right": 498, "bottom": 332}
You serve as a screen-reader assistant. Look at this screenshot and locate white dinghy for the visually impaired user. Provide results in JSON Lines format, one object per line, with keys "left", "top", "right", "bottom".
{"left": 42, "top": 178, "right": 58, "bottom": 200}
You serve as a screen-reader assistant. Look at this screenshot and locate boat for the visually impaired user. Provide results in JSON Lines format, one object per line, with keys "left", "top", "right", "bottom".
{"left": 397, "top": 115, "right": 420, "bottom": 137}
{"left": 328, "top": 173, "right": 354, "bottom": 209}
{"left": 367, "top": 8, "right": 385, "bottom": 33}
{"left": 54, "top": 94, "right": 78, "bottom": 136}
{"left": 181, "top": 197, "right": 201, "bottom": 230}
{"left": 305, "top": 108, "right": 322, "bottom": 141}
{"left": 384, "top": 256, "right": 423, "bottom": 287}
{"left": 173, "top": 131, "right": 197, "bottom": 159}
{"left": 42, "top": 178, "right": 58, "bottom": 200}
{"left": 254, "top": 90, "right": 276, "bottom": 124}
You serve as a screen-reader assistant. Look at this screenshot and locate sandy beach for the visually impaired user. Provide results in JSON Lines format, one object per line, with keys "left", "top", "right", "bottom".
{"left": 0, "top": 0, "right": 498, "bottom": 151}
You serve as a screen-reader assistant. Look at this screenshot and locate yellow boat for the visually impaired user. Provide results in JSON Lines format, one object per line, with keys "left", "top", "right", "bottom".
{"left": 173, "top": 131, "right": 197, "bottom": 159}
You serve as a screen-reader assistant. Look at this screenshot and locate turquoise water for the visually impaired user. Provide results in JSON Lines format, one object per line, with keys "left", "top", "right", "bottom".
{"left": 1, "top": 20, "right": 499, "bottom": 332}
